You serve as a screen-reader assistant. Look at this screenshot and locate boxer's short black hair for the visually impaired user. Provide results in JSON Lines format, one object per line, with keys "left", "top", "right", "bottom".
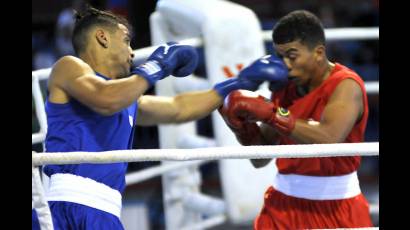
{"left": 273, "top": 10, "right": 325, "bottom": 49}
{"left": 72, "top": 6, "right": 132, "bottom": 55}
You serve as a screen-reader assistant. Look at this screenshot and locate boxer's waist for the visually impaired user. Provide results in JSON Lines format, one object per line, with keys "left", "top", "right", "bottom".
{"left": 273, "top": 171, "right": 361, "bottom": 200}
{"left": 46, "top": 173, "right": 122, "bottom": 218}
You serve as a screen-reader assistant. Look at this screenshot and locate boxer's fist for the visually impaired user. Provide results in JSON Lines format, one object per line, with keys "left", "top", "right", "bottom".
{"left": 238, "top": 55, "right": 288, "bottom": 91}
{"left": 213, "top": 77, "right": 260, "bottom": 99}
{"left": 132, "top": 42, "right": 198, "bottom": 86}
{"left": 269, "top": 108, "right": 296, "bottom": 136}
{"left": 218, "top": 90, "right": 265, "bottom": 145}
{"left": 228, "top": 90, "right": 277, "bottom": 123}
{"left": 224, "top": 90, "right": 296, "bottom": 136}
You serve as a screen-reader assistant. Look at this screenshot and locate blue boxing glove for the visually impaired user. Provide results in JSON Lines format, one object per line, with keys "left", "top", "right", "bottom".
{"left": 213, "top": 55, "right": 288, "bottom": 98}
{"left": 238, "top": 55, "right": 288, "bottom": 91}
{"left": 214, "top": 77, "right": 260, "bottom": 98}
{"left": 131, "top": 42, "right": 198, "bottom": 86}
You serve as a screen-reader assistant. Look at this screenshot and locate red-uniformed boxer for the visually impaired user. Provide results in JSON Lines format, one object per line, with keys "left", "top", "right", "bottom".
{"left": 219, "top": 10, "right": 373, "bottom": 229}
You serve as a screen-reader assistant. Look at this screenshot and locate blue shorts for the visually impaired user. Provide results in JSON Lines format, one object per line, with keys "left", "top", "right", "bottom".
{"left": 49, "top": 201, "right": 124, "bottom": 230}
{"left": 32, "top": 209, "right": 41, "bottom": 230}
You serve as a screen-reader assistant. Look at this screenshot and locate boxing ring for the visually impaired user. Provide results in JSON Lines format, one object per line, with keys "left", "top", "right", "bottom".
{"left": 32, "top": 1, "right": 379, "bottom": 230}
{"left": 33, "top": 143, "right": 378, "bottom": 165}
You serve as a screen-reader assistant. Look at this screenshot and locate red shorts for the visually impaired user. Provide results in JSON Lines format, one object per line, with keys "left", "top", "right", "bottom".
{"left": 254, "top": 186, "right": 373, "bottom": 230}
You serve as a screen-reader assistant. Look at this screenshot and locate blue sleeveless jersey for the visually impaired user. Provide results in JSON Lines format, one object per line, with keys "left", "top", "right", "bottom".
{"left": 44, "top": 73, "right": 138, "bottom": 193}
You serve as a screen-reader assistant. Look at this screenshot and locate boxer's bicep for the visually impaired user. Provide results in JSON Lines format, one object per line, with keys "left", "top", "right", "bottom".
{"left": 49, "top": 56, "right": 116, "bottom": 115}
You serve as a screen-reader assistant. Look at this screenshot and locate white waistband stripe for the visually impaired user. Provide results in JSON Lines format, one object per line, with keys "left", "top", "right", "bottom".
{"left": 46, "top": 173, "right": 122, "bottom": 218}
{"left": 273, "top": 172, "right": 361, "bottom": 200}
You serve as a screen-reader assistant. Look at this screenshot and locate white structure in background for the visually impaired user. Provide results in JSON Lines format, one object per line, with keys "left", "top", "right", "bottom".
{"left": 150, "top": 0, "right": 276, "bottom": 228}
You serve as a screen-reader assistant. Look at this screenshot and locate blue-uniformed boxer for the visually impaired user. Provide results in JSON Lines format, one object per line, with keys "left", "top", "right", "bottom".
{"left": 39, "top": 6, "right": 288, "bottom": 229}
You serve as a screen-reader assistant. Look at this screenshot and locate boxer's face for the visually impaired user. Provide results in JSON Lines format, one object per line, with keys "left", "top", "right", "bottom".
{"left": 274, "top": 40, "right": 323, "bottom": 87}
{"left": 106, "top": 24, "right": 134, "bottom": 78}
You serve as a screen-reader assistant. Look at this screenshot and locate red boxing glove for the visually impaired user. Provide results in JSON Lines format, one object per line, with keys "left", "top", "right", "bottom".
{"left": 267, "top": 107, "right": 296, "bottom": 136}
{"left": 226, "top": 91, "right": 296, "bottom": 136}
{"left": 218, "top": 91, "right": 264, "bottom": 145}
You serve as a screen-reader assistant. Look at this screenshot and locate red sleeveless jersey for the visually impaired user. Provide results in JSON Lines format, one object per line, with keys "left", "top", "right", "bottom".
{"left": 271, "top": 63, "right": 369, "bottom": 176}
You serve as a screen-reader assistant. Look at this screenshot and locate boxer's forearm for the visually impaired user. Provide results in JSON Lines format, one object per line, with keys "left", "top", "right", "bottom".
{"left": 288, "top": 120, "right": 343, "bottom": 144}
{"left": 173, "top": 90, "right": 223, "bottom": 123}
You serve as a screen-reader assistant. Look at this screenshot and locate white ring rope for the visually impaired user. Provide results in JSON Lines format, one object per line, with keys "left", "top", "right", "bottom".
{"left": 181, "top": 214, "right": 227, "bottom": 230}
{"left": 33, "top": 142, "right": 378, "bottom": 166}
{"left": 262, "top": 27, "right": 379, "bottom": 41}
{"left": 31, "top": 27, "right": 379, "bottom": 81}
{"left": 364, "top": 82, "right": 379, "bottom": 94}
{"left": 126, "top": 160, "right": 209, "bottom": 185}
